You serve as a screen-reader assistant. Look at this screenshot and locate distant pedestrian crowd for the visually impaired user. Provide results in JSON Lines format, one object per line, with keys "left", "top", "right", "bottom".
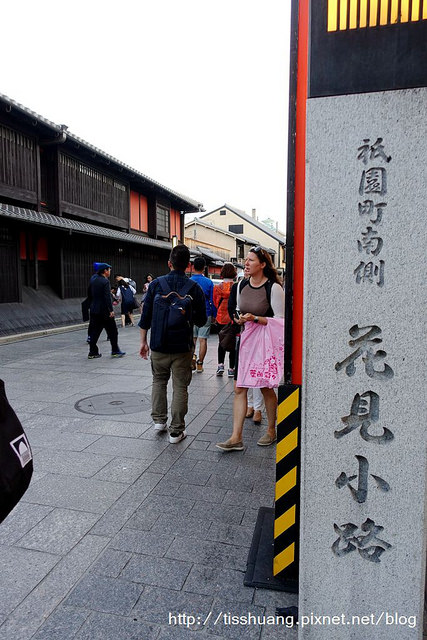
{"left": 84, "top": 244, "right": 284, "bottom": 450}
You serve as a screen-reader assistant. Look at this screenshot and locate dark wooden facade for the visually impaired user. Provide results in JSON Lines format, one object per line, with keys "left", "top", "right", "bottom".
{"left": 0, "top": 94, "right": 201, "bottom": 306}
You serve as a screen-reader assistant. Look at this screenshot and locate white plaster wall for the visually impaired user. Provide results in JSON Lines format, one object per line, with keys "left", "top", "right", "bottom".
{"left": 299, "top": 88, "right": 427, "bottom": 639}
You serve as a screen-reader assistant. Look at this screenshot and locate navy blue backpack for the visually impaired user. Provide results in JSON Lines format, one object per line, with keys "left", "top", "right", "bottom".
{"left": 150, "top": 277, "right": 196, "bottom": 353}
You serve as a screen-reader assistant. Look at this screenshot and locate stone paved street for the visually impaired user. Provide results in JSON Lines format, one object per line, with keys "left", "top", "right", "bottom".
{"left": 0, "top": 328, "right": 297, "bottom": 640}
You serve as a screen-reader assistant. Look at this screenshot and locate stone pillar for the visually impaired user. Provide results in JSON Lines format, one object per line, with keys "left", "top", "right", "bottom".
{"left": 298, "top": 87, "right": 427, "bottom": 639}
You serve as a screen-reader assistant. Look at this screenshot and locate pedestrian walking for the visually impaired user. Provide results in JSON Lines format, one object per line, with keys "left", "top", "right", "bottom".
{"left": 190, "top": 257, "right": 216, "bottom": 372}
{"left": 87, "top": 263, "right": 126, "bottom": 359}
{"left": 213, "top": 262, "right": 237, "bottom": 378}
{"left": 139, "top": 245, "right": 206, "bottom": 443}
{"left": 115, "top": 275, "right": 137, "bottom": 327}
{"left": 246, "top": 388, "right": 264, "bottom": 424}
{"left": 216, "top": 247, "right": 284, "bottom": 451}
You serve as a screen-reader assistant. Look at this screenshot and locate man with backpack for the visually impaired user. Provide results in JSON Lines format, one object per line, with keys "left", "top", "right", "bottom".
{"left": 139, "top": 244, "right": 206, "bottom": 443}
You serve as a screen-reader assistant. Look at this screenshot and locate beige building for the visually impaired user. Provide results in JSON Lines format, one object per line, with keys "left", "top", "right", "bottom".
{"left": 189, "top": 204, "right": 286, "bottom": 272}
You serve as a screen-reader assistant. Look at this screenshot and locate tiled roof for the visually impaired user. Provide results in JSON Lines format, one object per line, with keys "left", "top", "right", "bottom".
{"left": 0, "top": 203, "right": 172, "bottom": 250}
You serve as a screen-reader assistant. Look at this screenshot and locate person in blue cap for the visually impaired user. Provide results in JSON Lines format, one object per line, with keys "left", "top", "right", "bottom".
{"left": 87, "top": 263, "right": 126, "bottom": 359}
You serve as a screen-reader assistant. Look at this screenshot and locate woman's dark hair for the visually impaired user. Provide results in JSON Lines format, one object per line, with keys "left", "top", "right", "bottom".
{"left": 249, "top": 247, "right": 281, "bottom": 284}
{"left": 220, "top": 262, "right": 237, "bottom": 279}
{"left": 145, "top": 273, "right": 153, "bottom": 282}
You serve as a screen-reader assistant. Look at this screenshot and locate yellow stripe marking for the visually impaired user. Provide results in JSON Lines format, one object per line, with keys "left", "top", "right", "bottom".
{"left": 328, "top": 0, "right": 339, "bottom": 30}
{"left": 273, "top": 543, "right": 295, "bottom": 575}
{"left": 276, "top": 428, "right": 298, "bottom": 464}
{"left": 339, "top": 0, "right": 348, "bottom": 29}
{"left": 277, "top": 388, "right": 299, "bottom": 424}
{"left": 360, "top": 0, "right": 368, "bottom": 26}
{"left": 274, "top": 505, "right": 296, "bottom": 538}
{"left": 401, "top": 0, "right": 410, "bottom": 21}
{"left": 411, "top": 0, "right": 420, "bottom": 20}
{"left": 275, "top": 467, "right": 297, "bottom": 501}
{"left": 349, "top": 0, "right": 359, "bottom": 28}
{"left": 380, "top": 0, "right": 389, "bottom": 24}
{"left": 370, "top": 0, "right": 379, "bottom": 26}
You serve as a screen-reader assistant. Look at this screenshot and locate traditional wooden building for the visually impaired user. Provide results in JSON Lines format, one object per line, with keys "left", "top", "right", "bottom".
{"left": 0, "top": 93, "right": 202, "bottom": 320}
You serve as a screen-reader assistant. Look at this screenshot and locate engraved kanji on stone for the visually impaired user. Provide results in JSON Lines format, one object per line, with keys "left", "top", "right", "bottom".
{"left": 332, "top": 518, "right": 392, "bottom": 562}
{"left": 334, "top": 391, "right": 394, "bottom": 443}
{"left": 335, "top": 455, "right": 390, "bottom": 503}
{"left": 335, "top": 325, "right": 394, "bottom": 379}
{"left": 359, "top": 168, "right": 387, "bottom": 196}
{"left": 357, "top": 138, "right": 392, "bottom": 165}
{"left": 358, "top": 226, "right": 383, "bottom": 256}
{"left": 358, "top": 200, "right": 387, "bottom": 225}
{"left": 354, "top": 260, "right": 385, "bottom": 287}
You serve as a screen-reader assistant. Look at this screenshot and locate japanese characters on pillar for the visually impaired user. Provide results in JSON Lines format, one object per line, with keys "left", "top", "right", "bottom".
{"left": 332, "top": 138, "right": 394, "bottom": 564}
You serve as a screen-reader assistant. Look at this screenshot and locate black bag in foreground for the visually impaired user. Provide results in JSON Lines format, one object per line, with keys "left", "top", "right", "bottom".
{"left": 0, "top": 379, "right": 33, "bottom": 524}
{"left": 219, "top": 322, "right": 239, "bottom": 352}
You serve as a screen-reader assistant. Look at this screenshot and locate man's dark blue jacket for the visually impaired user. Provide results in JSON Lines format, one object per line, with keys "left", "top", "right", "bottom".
{"left": 138, "top": 270, "right": 207, "bottom": 353}
{"left": 88, "top": 274, "right": 113, "bottom": 315}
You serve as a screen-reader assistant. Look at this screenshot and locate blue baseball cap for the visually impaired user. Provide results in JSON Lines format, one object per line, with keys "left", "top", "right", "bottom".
{"left": 93, "top": 262, "right": 112, "bottom": 272}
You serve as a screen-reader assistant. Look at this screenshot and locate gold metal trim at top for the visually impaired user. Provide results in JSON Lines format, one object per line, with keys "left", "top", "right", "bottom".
{"left": 328, "top": 0, "right": 427, "bottom": 31}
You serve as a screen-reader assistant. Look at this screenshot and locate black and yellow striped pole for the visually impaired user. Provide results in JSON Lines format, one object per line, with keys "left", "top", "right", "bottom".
{"left": 273, "top": 384, "right": 301, "bottom": 588}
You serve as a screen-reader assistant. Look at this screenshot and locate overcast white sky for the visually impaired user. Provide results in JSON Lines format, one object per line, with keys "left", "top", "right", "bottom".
{"left": 2, "top": 0, "right": 291, "bottom": 229}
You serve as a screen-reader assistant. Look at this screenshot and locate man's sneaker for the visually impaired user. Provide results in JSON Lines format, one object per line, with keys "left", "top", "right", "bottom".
{"left": 88, "top": 353, "right": 102, "bottom": 359}
{"left": 154, "top": 423, "right": 167, "bottom": 432}
{"left": 196, "top": 361, "right": 204, "bottom": 373}
{"left": 216, "top": 364, "right": 225, "bottom": 376}
{"left": 191, "top": 355, "right": 197, "bottom": 371}
{"left": 227, "top": 368, "right": 235, "bottom": 378}
{"left": 216, "top": 439, "right": 244, "bottom": 452}
{"left": 169, "top": 430, "right": 187, "bottom": 444}
{"left": 111, "top": 351, "right": 126, "bottom": 358}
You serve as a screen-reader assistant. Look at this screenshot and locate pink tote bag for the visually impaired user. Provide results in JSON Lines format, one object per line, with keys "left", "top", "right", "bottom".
{"left": 236, "top": 317, "right": 285, "bottom": 388}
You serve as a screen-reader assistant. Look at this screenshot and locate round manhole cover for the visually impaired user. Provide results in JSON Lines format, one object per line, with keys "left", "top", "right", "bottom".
{"left": 75, "top": 392, "right": 148, "bottom": 415}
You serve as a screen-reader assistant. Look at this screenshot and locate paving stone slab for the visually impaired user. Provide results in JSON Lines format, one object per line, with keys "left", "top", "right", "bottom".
{"left": 165, "top": 536, "right": 248, "bottom": 571}
{"left": 110, "top": 528, "right": 172, "bottom": 556}
{"left": 124, "top": 506, "right": 162, "bottom": 532}
{"left": 93, "top": 457, "right": 151, "bottom": 484}
{"left": 33, "top": 449, "right": 113, "bottom": 478}
{"left": 64, "top": 573, "right": 143, "bottom": 615}
{"left": 150, "top": 513, "right": 212, "bottom": 538}
{"left": 131, "top": 585, "right": 214, "bottom": 625}
{"left": 121, "top": 553, "right": 192, "bottom": 590}
{"left": 89, "top": 495, "right": 143, "bottom": 537}
{"left": 17, "top": 508, "right": 100, "bottom": 555}
{"left": 183, "top": 565, "right": 254, "bottom": 604}
{"left": 0, "top": 502, "right": 53, "bottom": 545}
{"left": 31, "top": 605, "right": 90, "bottom": 640}
{"left": 222, "top": 490, "right": 274, "bottom": 509}
{"left": 157, "top": 627, "right": 223, "bottom": 640}
{"left": 84, "top": 435, "right": 169, "bottom": 459}
{"left": 24, "top": 427, "right": 102, "bottom": 452}
{"left": 89, "top": 548, "right": 132, "bottom": 578}
{"left": 74, "top": 612, "right": 158, "bottom": 640}
{"left": 0, "top": 545, "right": 60, "bottom": 615}
{"left": 177, "top": 484, "right": 226, "bottom": 504}
{"left": 138, "top": 493, "right": 196, "bottom": 517}
{"left": 205, "top": 522, "right": 256, "bottom": 548}
{"left": 76, "top": 418, "right": 150, "bottom": 438}
{"left": 24, "top": 474, "right": 128, "bottom": 513}
{"left": 0, "top": 535, "right": 110, "bottom": 640}
{"left": 188, "top": 501, "right": 245, "bottom": 525}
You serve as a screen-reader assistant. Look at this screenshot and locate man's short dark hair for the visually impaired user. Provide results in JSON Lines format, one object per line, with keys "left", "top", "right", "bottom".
{"left": 169, "top": 244, "right": 190, "bottom": 271}
{"left": 193, "top": 257, "right": 206, "bottom": 272}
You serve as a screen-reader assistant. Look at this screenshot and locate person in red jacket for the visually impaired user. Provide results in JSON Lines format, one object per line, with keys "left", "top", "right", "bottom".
{"left": 213, "top": 262, "right": 237, "bottom": 377}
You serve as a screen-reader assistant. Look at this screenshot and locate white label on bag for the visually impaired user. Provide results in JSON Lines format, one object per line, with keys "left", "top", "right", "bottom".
{"left": 10, "top": 435, "right": 32, "bottom": 468}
